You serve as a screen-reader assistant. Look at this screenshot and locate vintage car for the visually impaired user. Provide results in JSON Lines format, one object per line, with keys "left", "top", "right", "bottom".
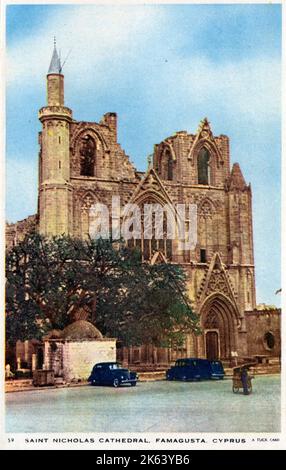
{"left": 166, "top": 358, "right": 225, "bottom": 381}
{"left": 208, "top": 360, "right": 225, "bottom": 379}
{"left": 88, "top": 362, "right": 138, "bottom": 387}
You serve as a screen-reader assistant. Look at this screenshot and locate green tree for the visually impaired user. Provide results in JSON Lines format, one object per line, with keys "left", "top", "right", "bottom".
{"left": 6, "top": 234, "right": 200, "bottom": 346}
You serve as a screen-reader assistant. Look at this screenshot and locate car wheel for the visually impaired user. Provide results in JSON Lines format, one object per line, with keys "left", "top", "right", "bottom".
{"left": 166, "top": 374, "right": 173, "bottom": 381}
{"left": 131, "top": 382, "right": 137, "bottom": 387}
{"left": 113, "top": 378, "right": 120, "bottom": 388}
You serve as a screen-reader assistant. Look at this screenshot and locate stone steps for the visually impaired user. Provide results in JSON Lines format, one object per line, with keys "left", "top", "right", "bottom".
{"left": 138, "top": 371, "right": 166, "bottom": 381}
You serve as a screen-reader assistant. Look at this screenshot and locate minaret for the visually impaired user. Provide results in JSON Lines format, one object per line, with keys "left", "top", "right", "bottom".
{"left": 38, "top": 39, "right": 73, "bottom": 236}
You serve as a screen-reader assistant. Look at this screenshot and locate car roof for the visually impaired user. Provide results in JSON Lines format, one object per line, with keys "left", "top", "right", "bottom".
{"left": 94, "top": 362, "right": 121, "bottom": 366}
{"left": 176, "top": 358, "right": 221, "bottom": 363}
{"left": 176, "top": 358, "right": 207, "bottom": 361}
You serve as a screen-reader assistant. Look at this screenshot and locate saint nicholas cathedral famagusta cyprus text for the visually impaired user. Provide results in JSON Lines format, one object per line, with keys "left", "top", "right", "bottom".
{"left": 6, "top": 44, "right": 281, "bottom": 373}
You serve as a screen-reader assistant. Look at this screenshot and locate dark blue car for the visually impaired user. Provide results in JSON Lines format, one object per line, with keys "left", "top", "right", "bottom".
{"left": 166, "top": 358, "right": 225, "bottom": 381}
{"left": 208, "top": 360, "right": 225, "bottom": 379}
{"left": 88, "top": 362, "right": 138, "bottom": 387}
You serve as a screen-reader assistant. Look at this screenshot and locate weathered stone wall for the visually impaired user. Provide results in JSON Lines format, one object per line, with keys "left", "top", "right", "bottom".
{"left": 6, "top": 215, "right": 37, "bottom": 251}
{"left": 70, "top": 117, "right": 136, "bottom": 181}
{"left": 61, "top": 339, "right": 116, "bottom": 381}
{"left": 153, "top": 119, "right": 231, "bottom": 186}
{"left": 245, "top": 309, "right": 281, "bottom": 357}
{"left": 44, "top": 341, "right": 64, "bottom": 376}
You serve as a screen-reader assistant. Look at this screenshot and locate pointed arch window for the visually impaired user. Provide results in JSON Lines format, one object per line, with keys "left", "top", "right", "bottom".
{"left": 127, "top": 199, "right": 173, "bottom": 261}
{"left": 198, "top": 147, "right": 210, "bottom": 185}
{"left": 166, "top": 151, "right": 173, "bottom": 181}
{"left": 80, "top": 135, "right": 96, "bottom": 176}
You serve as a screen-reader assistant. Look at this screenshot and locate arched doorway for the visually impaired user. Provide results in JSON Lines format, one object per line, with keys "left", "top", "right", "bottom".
{"left": 200, "top": 294, "right": 239, "bottom": 360}
{"left": 205, "top": 330, "right": 219, "bottom": 360}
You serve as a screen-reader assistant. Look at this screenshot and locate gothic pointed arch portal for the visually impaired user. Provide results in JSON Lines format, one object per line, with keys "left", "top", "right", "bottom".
{"left": 200, "top": 293, "right": 239, "bottom": 360}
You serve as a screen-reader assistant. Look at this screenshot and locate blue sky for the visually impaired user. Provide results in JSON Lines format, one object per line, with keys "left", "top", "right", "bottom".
{"left": 5, "top": 3, "right": 281, "bottom": 306}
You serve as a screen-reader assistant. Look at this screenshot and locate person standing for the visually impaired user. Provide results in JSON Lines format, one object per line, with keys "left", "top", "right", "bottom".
{"left": 240, "top": 366, "right": 250, "bottom": 395}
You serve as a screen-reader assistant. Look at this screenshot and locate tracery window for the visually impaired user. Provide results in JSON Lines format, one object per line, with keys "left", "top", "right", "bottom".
{"left": 127, "top": 201, "right": 173, "bottom": 261}
{"left": 80, "top": 135, "right": 96, "bottom": 176}
{"left": 198, "top": 147, "right": 210, "bottom": 185}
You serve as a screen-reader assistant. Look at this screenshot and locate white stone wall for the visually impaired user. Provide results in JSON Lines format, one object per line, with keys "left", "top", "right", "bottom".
{"left": 62, "top": 339, "right": 116, "bottom": 381}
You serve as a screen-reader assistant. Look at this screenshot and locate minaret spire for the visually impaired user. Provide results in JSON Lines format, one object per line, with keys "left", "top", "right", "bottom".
{"left": 38, "top": 39, "right": 72, "bottom": 236}
{"left": 46, "top": 38, "right": 65, "bottom": 106}
{"left": 48, "top": 37, "right": 62, "bottom": 74}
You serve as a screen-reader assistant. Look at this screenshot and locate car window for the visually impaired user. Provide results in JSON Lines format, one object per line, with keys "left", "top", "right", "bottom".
{"left": 109, "top": 364, "right": 122, "bottom": 370}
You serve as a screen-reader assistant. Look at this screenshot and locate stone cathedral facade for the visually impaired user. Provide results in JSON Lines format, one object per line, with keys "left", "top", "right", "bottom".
{"left": 7, "top": 45, "right": 281, "bottom": 368}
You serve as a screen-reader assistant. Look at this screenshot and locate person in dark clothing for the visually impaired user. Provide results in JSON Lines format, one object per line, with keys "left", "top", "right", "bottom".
{"left": 240, "top": 367, "right": 250, "bottom": 395}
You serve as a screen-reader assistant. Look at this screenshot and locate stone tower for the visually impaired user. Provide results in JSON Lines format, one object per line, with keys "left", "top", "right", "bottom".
{"left": 38, "top": 41, "right": 73, "bottom": 236}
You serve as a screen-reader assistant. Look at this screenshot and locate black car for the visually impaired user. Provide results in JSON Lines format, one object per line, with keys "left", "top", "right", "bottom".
{"left": 88, "top": 362, "right": 138, "bottom": 387}
{"left": 166, "top": 358, "right": 225, "bottom": 381}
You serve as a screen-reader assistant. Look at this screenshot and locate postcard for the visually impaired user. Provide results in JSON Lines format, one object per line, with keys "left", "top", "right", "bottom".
{"left": 1, "top": 0, "right": 285, "bottom": 452}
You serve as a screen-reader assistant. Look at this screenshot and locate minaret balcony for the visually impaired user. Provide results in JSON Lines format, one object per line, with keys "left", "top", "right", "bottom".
{"left": 39, "top": 106, "right": 73, "bottom": 122}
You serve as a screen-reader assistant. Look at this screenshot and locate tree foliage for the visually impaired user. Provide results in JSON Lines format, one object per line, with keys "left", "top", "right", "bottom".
{"left": 6, "top": 234, "right": 200, "bottom": 346}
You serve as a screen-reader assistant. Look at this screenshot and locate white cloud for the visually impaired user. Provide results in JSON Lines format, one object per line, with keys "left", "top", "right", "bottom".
{"left": 6, "top": 5, "right": 165, "bottom": 88}
{"left": 144, "top": 55, "right": 281, "bottom": 127}
{"left": 7, "top": 5, "right": 280, "bottom": 128}
{"left": 191, "top": 57, "right": 281, "bottom": 121}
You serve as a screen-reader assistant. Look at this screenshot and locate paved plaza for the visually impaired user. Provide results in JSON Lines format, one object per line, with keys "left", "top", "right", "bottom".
{"left": 6, "top": 375, "right": 280, "bottom": 433}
